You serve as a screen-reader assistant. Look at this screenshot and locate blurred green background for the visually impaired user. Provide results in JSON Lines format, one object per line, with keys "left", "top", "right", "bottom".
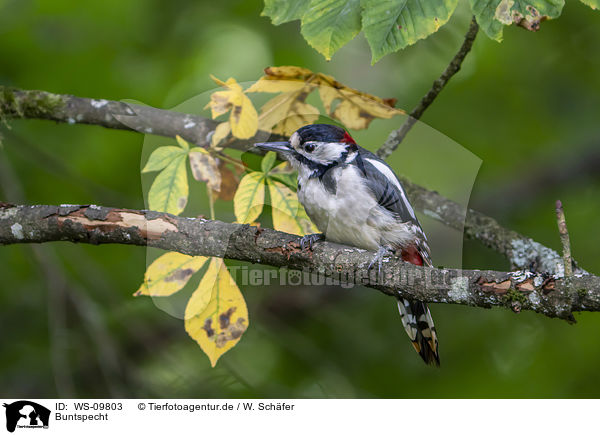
{"left": 1, "top": 0, "right": 599, "bottom": 398}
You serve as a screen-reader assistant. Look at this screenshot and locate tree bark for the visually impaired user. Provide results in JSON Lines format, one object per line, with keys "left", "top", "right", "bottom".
{"left": 1, "top": 204, "right": 597, "bottom": 322}
{"left": 0, "top": 86, "right": 582, "bottom": 276}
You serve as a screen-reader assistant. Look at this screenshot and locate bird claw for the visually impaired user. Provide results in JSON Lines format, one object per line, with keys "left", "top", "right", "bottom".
{"left": 368, "top": 246, "right": 394, "bottom": 275}
{"left": 299, "top": 233, "right": 325, "bottom": 250}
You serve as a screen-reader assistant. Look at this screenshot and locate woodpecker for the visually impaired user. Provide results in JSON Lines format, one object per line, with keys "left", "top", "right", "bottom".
{"left": 255, "top": 124, "right": 440, "bottom": 366}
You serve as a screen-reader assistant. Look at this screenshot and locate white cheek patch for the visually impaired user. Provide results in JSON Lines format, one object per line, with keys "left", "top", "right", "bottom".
{"left": 318, "top": 142, "right": 348, "bottom": 161}
{"left": 290, "top": 132, "right": 300, "bottom": 149}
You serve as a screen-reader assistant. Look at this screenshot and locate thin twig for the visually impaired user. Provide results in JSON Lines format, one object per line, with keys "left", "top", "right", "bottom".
{"left": 555, "top": 200, "right": 573, "bottom": 277}
{"left": 376, "top": 17, "right": 479, "bottom": 159}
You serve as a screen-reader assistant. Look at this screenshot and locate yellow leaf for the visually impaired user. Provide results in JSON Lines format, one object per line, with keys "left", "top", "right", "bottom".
{"left": 233, "top": 172, "right": 265, "bottom": 224}
{"left": 267, "top": 179, "right": 317, "bottom": 236}
{"left": 257, "top": 92, "right": 299, "bottom": 131}
{"left": 189, "top": 151, "right": 221, "bottom": 192}
{"left": 250, "top": 66, "right": 404, "bottom": 131}
{"left": 230, "top": 93, "right": 258, "bottom": 139}
{"left": 258, "top": 90, "right": 319, "bottom": 136}
{"left": 206, "top": 76, "right": 258, "bottom": 140}
{"left": 318, "top": 82, "right": 404, "bottom": 130}
{"left": 148, "top": 154, "right": 189, "bottom": 215}
{"left": 135, "top": 252, "right": 208, "bottom": 297}
{"left": 318, "top": 82, "right": 338, "bottom": 113}
{"left": 175, "top": 135, "right": 190, "bottom": 150}
{"left": 296, "top": 205, "right": 319, "bottom": 235}
{"left": 189, "top": 146, "right": 209, "bottom": 155}
{"left": 271, "top": 161, "right": 294, "bottom": 174}
{"left": 246, "top": 78, "right": 307, "bottom": 94}
{"left": 206, "top": 90, "right": 233, "bottom": 118}
{"left": 211, "top": 122, "right": 231, "bottom": 147}
{"left": 185, "top": 258, "right": 249, "bottom": 367}
{"left": 184, "top": 256, "right": 220, "bottom": 320}
{"left": 273, "top": 101, "right": 319, "bottom": 136}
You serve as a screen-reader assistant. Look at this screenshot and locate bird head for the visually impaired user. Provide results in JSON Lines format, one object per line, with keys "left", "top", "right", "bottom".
{"left": 254, "top": 124, "right": 357, "bottom": 172}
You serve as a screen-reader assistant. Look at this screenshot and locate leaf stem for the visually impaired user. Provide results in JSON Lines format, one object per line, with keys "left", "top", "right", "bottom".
{"left": 215, "top": 151, "right": 246, "bottom": 171}
{"left": 207, "top": 185, "right": 215, "bottom": 221}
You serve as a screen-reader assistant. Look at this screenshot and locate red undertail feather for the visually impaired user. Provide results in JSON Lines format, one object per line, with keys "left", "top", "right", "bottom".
{"left": 401, "top": 245, "right": 423, "bottom": 266}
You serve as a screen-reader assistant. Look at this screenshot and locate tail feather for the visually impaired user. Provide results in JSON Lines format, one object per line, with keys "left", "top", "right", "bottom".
{"left": 397, "top": 298, "right": 440, "bottom": 366}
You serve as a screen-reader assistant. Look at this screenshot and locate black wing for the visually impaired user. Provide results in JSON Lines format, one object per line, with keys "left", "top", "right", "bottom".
{"left": 350, "top": 147, "right": 432, "bottom": 265}
{"left": 350, "top": 147, "right": 418, "bottom": 225}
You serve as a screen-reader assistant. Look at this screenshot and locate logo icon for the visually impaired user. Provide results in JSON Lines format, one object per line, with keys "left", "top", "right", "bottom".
{"left": 3, "top": 401, "right": 50, "bottom": 433}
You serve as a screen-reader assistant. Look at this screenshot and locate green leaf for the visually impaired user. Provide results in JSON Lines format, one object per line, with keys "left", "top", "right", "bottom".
{"left": 233, "top": 172, "right": 265, "bottom": 223}
{"left": 362, "top": 0, "right": 459, "bottom": 63}
{"left": 261, "top": 151, "right": 277, "bottom": 173}
{"left": 580, "top": 0, "right": 599, "bottom": 9}
{"left": 469, "top": 0, "right": 564, "bottom": 41}
{"left": 148, "top": 154, "right": 189, "bottom": 215}
{"left": 142, "top": 146, "right": 186, "bottom": 173}
{"left": 262, "top": 0, "right": 311, "bottom": 24}
{"left": 300, "top": 0, "right": 362, "bottom": 60}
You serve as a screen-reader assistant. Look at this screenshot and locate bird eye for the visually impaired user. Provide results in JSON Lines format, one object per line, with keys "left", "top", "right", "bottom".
{"left": 304, "top": 143, "right": 316, "bottom": 153}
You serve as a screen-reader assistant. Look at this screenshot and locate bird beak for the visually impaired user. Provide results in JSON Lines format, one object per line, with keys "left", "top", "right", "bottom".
{"left": 254, "top": 141, "right": 292, "bottom": 155}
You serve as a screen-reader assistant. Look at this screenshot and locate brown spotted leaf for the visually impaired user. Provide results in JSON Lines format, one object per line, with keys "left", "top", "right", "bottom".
{"left": 470, "top": 0, "right": 564, "bottom": 41}
{"left": 185, "top": 258, "right": 249, "bottom": 367}
{"left": 254, "top": 87, "right": 319, "bottom": 136}
{"left": 135, "top": 252, "right": 209, "bottom": 297}
{"left": 215, "top": 163, "right": 240, "bottom": 201}
{"left": 249, "top": 66, "right": 403, "bottom": 131}
{"left": 316, "top": 75, "right": 404, "bottom": 129}
{"left": 189, "top": 148, "right": 221, "bottom": 192}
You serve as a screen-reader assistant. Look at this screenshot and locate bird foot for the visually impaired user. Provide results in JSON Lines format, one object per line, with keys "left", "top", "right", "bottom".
{"left": 368, "top": 246, "right": 394, "bottom": 275}
{"left": 299, "top": 233, "right": 325, "bottom": 250}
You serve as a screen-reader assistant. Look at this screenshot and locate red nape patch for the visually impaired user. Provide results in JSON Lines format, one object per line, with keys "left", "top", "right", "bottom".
{"left": 401, "top": 246, "right": 424, "bottom": 266}
{"left": 341, "top": 131, "right": 356, "bottom": 144}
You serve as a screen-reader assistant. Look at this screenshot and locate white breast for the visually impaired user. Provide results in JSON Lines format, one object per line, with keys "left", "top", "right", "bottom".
{"left": 298, "top": 166, "right": 414, "bottom": 251}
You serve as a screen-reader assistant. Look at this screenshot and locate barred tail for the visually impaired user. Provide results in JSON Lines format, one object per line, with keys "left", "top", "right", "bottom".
{"left": 397, "top": 298, "right": 440, "bottom": 366}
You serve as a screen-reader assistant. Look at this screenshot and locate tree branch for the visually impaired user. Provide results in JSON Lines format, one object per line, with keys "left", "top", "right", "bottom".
{"left": 0, "top": 85, "right": 584, "bottom": 275}
{"left": 0, "top": 86, "right": 283, "bottom": 151}
{"left": 1, "top": 203, "right": 598, "bottom": 322}
{"left": 376, "top": 17, "right": 479, "bottom": 160}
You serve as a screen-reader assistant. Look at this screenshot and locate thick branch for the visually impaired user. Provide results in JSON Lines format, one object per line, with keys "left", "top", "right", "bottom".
{"left": 1, "top": 204, "right": 598, "bottom": 322}
{"left": 0, "top": 86, "right": 217, "bottom": 147}
{"left": 399, "top": 178, "right": 586, "bottom": 275}
{"left": 376, "top": 17, "right": 479, "bottom": 160}
{"left": 0, "top": 85, "right": 582, "bottom": 274}
{"left": 0, "top": 86, "right": 284, "bottom": 151}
